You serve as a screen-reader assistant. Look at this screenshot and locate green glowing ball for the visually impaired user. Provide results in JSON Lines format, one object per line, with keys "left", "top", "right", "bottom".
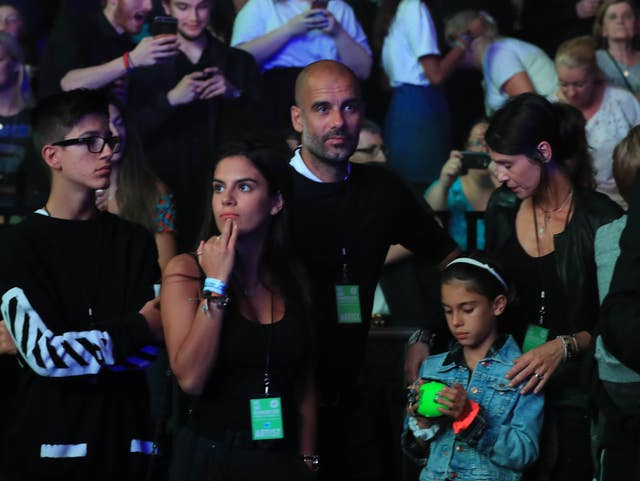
{"left": 416, "top": 381, "right": 447, "bottom": 417}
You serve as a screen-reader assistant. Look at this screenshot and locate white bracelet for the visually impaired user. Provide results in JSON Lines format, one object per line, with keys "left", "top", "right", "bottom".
{"left": 408, "top": 416, "right": 439, "bottom": 441}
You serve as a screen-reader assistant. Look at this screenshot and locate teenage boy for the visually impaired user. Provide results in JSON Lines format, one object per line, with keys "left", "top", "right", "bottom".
{"left": 129, "top": 0, "right": 260, "bottom": 252}
{"left": 0, "top": 89, "right": 162, "bottom": 481}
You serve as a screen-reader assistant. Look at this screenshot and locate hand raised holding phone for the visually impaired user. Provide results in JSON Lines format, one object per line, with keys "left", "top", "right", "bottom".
{"left": 167, "top": 69, "right": 214, "bottom": 106}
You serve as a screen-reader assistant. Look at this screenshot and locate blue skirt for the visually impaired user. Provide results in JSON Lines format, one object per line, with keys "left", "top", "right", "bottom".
{"left": 384, "top": 84, "right": 451, "bottom": 184}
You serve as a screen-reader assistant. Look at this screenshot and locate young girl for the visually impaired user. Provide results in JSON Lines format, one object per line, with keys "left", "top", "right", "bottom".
{"left": 403, "top": 254, "right": 543, "bottom": 481}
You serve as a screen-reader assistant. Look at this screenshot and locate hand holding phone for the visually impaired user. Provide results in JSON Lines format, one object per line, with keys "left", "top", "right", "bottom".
{"left": 460, "top": 151, "right": 491, "bottom": 174}
{"left": 151, "top": 15, "right": 178, "bottom": 36}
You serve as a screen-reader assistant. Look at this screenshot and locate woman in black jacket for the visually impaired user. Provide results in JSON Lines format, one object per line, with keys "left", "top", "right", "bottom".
{"left": 484, "top": 93, "right": 622, "bottom": 481}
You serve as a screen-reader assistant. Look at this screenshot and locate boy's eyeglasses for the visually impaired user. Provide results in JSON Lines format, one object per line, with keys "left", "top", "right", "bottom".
{"left": 51, "top": 136, "right": 121, "bottom": 154}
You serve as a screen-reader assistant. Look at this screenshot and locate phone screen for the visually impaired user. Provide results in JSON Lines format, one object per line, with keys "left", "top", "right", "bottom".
{"left": 460, "top": 151, "right": 491, "bottom": 173}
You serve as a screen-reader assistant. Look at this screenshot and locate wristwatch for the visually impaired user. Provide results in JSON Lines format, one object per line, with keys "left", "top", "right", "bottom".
{"left": 407, "top": 329, "right": 435, "bottom": 349}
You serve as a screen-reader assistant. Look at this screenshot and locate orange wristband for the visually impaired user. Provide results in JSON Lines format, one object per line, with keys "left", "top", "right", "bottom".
{"left": 123, "top": 51, "right": 133, "bottom": 73}
{"left": 452, "top": 399, "right": 480, "bottom": 434}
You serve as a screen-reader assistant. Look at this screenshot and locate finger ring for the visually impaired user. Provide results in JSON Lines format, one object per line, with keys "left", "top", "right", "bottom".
{"left": 534, "top": 372, "right": 544, "bottom": 380}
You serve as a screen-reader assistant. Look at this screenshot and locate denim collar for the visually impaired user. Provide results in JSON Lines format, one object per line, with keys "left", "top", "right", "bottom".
{"left": 443, "top": 334, "right": 508, "bottom": 368}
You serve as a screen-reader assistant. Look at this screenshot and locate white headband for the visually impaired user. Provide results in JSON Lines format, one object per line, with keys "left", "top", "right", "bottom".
{"left": 446, "top": 258, "right": 508, "bottom": 293}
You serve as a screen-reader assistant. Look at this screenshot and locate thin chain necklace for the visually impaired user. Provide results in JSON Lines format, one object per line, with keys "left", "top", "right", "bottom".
{"left": 533, "top": 188, "right": 573, "bottom": 235}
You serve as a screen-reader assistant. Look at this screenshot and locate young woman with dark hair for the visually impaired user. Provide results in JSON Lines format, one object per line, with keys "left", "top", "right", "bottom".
{"left": 96, "top": 99, "right": 177, "bottom": 271}
{"left": 484, "top": 93, "right": 623, "bottom": 481}
{"left": 161, "top": 142, "right": 316, "bottom": 481}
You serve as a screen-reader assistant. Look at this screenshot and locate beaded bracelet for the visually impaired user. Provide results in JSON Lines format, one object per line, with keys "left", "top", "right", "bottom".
{"left": 200, "top": 294, "right": 230, "bottom": 313}
{"left": 557, "top": 335, "right": 578, "bottom": 361}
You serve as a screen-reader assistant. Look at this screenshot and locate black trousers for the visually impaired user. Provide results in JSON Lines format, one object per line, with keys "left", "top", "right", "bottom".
{"left": 169, "top": 426, "right": 313, "bottom": 481}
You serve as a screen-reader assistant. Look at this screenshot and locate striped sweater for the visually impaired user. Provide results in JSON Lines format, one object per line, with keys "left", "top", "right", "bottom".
{"left": 0, "top": 211, "right": 160, "bottom": 480}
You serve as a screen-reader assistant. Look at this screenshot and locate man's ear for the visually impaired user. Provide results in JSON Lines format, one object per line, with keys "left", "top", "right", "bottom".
{"left": 290, "top": 105, "right": 303, "bottom": 134}
{"left": 42, "top": 145, "right": 61, "bottom": 170}
{"left": 492, "top": 294, "right": 507, "bottom": 317}
{"left": 270, "top": 191, "right": 284, "bottom": 216}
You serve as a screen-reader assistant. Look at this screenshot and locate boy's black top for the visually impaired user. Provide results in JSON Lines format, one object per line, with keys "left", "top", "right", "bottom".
{"left": 0, "top": 211, "right": 160, "bottom": 480}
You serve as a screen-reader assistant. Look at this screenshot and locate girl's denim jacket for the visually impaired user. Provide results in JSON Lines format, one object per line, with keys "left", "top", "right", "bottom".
{"left": 403, "top": 335, "right": 544, "bottom": 481}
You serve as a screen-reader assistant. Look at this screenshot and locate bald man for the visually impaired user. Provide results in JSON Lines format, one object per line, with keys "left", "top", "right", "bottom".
{"left": 287, "top": 60, "right": 459, "bottom": 479}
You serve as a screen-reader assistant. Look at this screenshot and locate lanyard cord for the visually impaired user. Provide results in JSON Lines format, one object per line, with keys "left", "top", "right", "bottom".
{"left": 264, "top": 290, "right": 274, "bottom": 396}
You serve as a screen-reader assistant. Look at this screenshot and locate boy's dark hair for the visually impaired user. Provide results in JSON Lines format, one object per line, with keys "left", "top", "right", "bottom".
{"left": 32, "top": 89, "right": 109, "bottom": 154}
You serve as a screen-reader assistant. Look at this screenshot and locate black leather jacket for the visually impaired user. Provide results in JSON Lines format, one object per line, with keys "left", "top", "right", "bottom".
{"left": 486, "top": 186, "right": 623, "bottom": 338}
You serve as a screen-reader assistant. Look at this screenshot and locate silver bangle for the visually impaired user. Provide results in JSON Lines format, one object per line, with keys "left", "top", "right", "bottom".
{"left": 407, "top": 329, "right": 435, "bottom": 348}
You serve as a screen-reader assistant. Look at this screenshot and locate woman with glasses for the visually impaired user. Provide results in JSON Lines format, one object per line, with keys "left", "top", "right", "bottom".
{"left": 555, "top": 35, "right": 640, "bottom": 208}
{"left": 94, "top": 98, "right": 177, "bottom": 272}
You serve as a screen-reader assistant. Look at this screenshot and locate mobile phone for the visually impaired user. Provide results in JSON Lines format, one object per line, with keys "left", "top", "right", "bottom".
{"left": 151, "top": 15, "right": 177, "bottom": 36}
{"left": 460, "top": 151, "right": 491, "bottom": 173}
{"left": 311, "top": 0, "right": 328, "bottom": 9}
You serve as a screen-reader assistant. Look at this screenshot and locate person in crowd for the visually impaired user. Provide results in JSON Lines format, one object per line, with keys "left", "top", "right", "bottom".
{"left": 597, "top": 164, "right": 640, "bottom": 480}
{"left": 520, "top": 0, "right": 601, "bottom": 57}
{"left": 424, "top": 119, "right": 498, "bottom": 250}
{"left": 161, "top": 141, "right": 316, "bottom": 481}
{"left": 288, "top": 60, "right": 459, "bottom": 480}
{"left": 594, "top": 0, "right": 640, "bottom": 97}
{"left": 0, "top": 89, "right": 162, "bottom": 481}
{"left": 38, "top": 0, "right": 179, "bottom": 99}
{"left": 130, "top": 0, "right": 261, "bottom": 253}
{"left": 0, "top": 2, "right": 34, "bottom": 66}
{"left": 96, "top": 99, "right": 177, "bottom": 271}
{"left": 373, "top": 0, "right": 471, "bottom": 186}
{"left": 484, "top": 93, "right": 622, "bottom": 481}
{"left": 0, "top": 31, "right": 45, "bottom": 212}
{"left": 555, "top": 35, "right": 640, "bottom": 207}
{"left": 0, "top": 2, "right": 22, "bottom": 39}
{"left": 595, "top": 125, "right": 640, "bottom": 301}
{"left": 208, "top": 0, "right": 247, "bottom": 44}
{"left": 445, "top": 9, "right": 558, "bottom": 115}
{"left": 231, "top": 0, "right": 371, "bottom": 131}
{"left": 349, "top": 118, "right": 386, "bottom": 165}
{"left": 403, "top": 254, "right": 543, "bottom": 481}
{"left": 592, "top": 125, "right": 640, "bottom": 481}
